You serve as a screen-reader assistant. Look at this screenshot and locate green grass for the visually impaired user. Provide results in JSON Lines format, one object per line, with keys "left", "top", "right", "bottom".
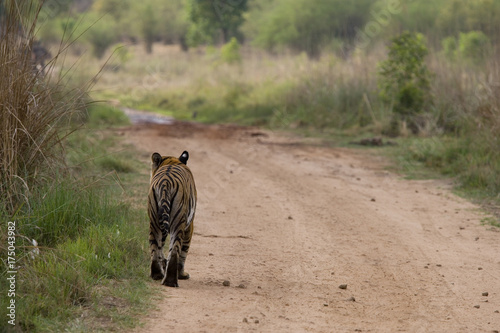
{"left": 87, "top": 103, "right": 131, "bottom": 128}
{"left": 0, "top": 178, "right": 151, "bottom": 331}
{"left": 481, "top": 217, "right": 500, "bottom": 228}
{"left": 392, "top": 136, "right": 500, "bottom": 197}
{"left": 380, "top": 135, "right": 500, "bottom": 226}
{"left": 0, "top": 113, "right": 153, "bottom": 331}
{"left": 66, "top": 105, "right": 136, "bottom": 175}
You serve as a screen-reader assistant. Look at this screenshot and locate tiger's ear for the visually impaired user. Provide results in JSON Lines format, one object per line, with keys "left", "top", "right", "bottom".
{"left": 179, "top": 151, "right": 189, "bottom": 165}
{"left": 152, "top": 152, "right": 162, "bottom": 167}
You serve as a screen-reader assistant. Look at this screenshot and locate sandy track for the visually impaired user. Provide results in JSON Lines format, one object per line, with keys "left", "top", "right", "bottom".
{"left": 124, "top": 121, "right": 499, "bottom": 333}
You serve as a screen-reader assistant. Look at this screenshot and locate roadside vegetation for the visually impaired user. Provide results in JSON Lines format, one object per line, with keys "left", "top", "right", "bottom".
{"left": 0, "top": 1, "right": 151, "bottom": 331}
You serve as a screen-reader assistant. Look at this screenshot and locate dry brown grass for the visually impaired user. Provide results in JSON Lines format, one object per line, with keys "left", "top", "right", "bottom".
{"left": 0, "top": 1, "right": 88, "bottom": 213}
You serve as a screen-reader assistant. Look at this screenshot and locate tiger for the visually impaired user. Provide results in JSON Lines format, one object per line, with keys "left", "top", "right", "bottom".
{"left": 148, "top": 151, "right": 197, "bottom": 287}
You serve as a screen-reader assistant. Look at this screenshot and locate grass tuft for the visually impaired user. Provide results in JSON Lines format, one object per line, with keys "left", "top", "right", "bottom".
{"left": 0, "top": 1, "right": 89, "bottom": 214}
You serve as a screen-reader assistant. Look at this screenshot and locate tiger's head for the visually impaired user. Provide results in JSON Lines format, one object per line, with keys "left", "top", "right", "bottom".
{"left": 151, "top": 151, "right": 189, "bottom": 177}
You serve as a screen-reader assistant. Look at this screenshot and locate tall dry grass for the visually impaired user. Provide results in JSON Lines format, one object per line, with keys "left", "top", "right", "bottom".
{"left": 0, "top": 1, "right": 87, "bottom": 213}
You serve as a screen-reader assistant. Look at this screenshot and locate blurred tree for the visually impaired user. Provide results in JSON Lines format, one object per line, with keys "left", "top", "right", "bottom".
{"left": 85, "top": 13, "right": 118, "bottom": 58}
{"left": 92, "top": 0, "right": 131, "bottom": 21}
{"left": 389, "top": 0, "right": 447, "bottom": 44}
{"left": 458, "top": 31, "right": 491, "bottom": 65}
{"left": 158, "top": 0, "right": 188, "bottom": 45}
{"left": 141, "top": 4, "right": 158, "bottom": 53}
{"left": 466, "top": 0, "right": 500, "bottom": 42}
{"left": 252, "top": 0, "right": 372, "bottom": 58}
{"left": 186, "top": 0, "right": 248, "bottom": 46}
{"left": 436, "top": 0, "right": 469, "bottom": 36}
{"left": 436, "top": 0, "right": 500, "bottom": 41}
{"left": 441, "top": 36, "right": 458, "bottom": 61}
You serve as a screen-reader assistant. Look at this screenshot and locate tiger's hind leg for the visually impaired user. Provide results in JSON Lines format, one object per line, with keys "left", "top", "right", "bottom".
{"left": 162, "top": 225, "right": 183, "bottom": 287}
{"left": 149, "top": 215, "right": 168, "bottom": 280}
{"left": 150, "top": 252, "right": 164, "bottom": 280}
{"left": 162, "top": 245, "right": 179, "bottom": 287}
{"left": 149, "top": 232, "right": 166, "bottom": 280}
{"left": 178, "top": 220, "right": 194, "bottom": 280}
{"left": 150, "top": 200, "right": 170, "bottom": 280}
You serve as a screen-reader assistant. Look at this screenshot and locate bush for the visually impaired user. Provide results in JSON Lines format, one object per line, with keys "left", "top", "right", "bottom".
{"left": 458, "top": 31, "right": 491, "bottom": 65}
{"left": 378, "top": 32, "right": 433, "bottom": 134}
{"left": 441, "top": 36, "right": 458, "bottom": 61}
{"left": 221, "top": 37, "right": 242, "bottom": 64}
{"left": 86, "top": 16, "right": 118, "bottom": 59}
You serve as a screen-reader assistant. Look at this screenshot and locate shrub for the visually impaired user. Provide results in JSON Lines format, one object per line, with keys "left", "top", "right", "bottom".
{"left": 441, "top": 36, "right": 458, "bottom": 61}
{"left": 86, "top": 16, "right": 118, "bottom": 59}
{"left": 458, "top": 31, "right": 491, "bottom": 65}
{"left": 221, "top": 37, "right": 242, "bottom": 64}
{"left": 378, "top": 32, "right": 433, "bottom": 134}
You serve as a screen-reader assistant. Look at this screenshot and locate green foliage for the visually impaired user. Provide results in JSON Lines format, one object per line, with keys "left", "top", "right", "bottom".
{"left": 0, "top": 124, "right": 151, "bottom": 330}
{"left": 113, "top": 43, "right": 133, "bottom": 65}
{"left": 37, "top": 17, "right": 64, "bottom": 43}
{"left": 86, "top": 15, "right": 118, "bottom": 58}
{"left": 17, "top": 181, "right": 129, "bottom": 246}
{"left": 458, "top": 31, "right": 491, "bottom": 64}
{"left": 442, "top": 31, "right": 491, "bottom": 65}
{"left": 437, "top": 0, "right": 500, "bottom": 41}
{"left": 441, "top": 36, "right": 458, "bottom": 61}
{"left": 0, "top": 177, "right": 150, "bottom": 330}
{"left": 398, "top": 136, "right": 500, "bottom": 198}
{"left": 220, "top": 37, "right": 242, "bottom": 64}
{"left": 274, "top": 73, "right": 376, "bottom": 130}
{"left": 87, "top": 103, "right": 130, "bottom": 127}
{"left": 186, "top": 0, "right": 248, "bottom": 46}
{"left": 466, "top": 0, "right": 500, "bottom": 39}
{"left": 157, "top": 0, "right": 189, "bottom": 45}
{"left": 1, "top": 1, "right": 152, "bottom": 331}
{"left": 251, "top": 0, "right": 372, "bottom": 58}
{"left": 140, "top": 4, "right": 159, "bottom": 53}
{"left": 390, "top": 0, "right": 446, "bottom": 35}
{"left": 92, "top": 0, "right": 132, "bottom": 21}
{"left": 435, "top": 0, "right": 470, "bottom": 37}
{"left": 378, "top": 32, "right": 433, "bottom": 132}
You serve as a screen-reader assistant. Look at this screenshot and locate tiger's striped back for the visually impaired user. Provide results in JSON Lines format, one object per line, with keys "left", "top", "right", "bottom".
{"left": 148, "top": 151, "right": 197, "bottom": 287}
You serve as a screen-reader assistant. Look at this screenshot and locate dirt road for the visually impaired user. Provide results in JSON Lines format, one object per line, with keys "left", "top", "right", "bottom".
{"left": 125, "top": 120, "right": 500, "bottom": 333}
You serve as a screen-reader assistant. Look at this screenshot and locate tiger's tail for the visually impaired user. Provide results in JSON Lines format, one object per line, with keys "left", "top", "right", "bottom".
{"left": 149, "top": 195, "right": 170, "bottom": 280}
